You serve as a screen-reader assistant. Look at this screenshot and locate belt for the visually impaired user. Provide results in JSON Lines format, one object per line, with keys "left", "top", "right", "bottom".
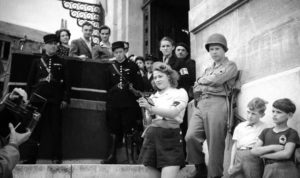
{"left": 198, "top": 94, "right": 225, "bottom": 100}
{"left": 39, "top": 78, "right": 59, "bottom": 83}
{"left": 237, "top": 146, "right": 252, "bottom": 150}
{"left": 264, "top": 159, "right": 291, "bottom": 165}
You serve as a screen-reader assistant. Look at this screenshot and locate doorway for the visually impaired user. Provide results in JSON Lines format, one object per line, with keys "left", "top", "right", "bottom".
{"left": 143, "top": 0, "right": 190, "bottom": 58}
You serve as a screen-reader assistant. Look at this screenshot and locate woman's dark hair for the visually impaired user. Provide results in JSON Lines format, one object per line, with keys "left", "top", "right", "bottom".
{"left": 151, "top": 62, "right": 179, "bottom": 90}
{"left": 55, "top": 29, "right": 71, "bottom": 44}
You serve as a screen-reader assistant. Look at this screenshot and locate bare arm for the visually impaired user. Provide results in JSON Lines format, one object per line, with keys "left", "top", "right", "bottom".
{"left": 149, "top": 100, "right": 187, "bottom": 120}
{"left": 261, "top": 142, "right": 296, "bottom": 160}
{"left": 138, "top": 89, "right": 188, "bottom": 122}
{"left": 251, "top": 139, "right": 284, "bottom": 156}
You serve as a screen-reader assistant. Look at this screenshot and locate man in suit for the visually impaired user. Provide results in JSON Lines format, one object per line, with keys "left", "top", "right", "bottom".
{"left": 92, "top": 25, "right": 113, "bottom": 62}
{"left": 69, "top": 21, "right": 95, "bottom": 60}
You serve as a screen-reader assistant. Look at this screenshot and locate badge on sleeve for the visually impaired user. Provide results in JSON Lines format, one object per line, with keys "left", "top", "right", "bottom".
{"left": 279, "top": 135, "right": 287, "bottom": 145}
{"left": 179, "top": 68, "right": 189, "bottom": 75}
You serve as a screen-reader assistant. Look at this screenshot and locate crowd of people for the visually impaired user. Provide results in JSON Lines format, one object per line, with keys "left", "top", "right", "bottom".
{"left": 0, "top": 20, "right": 299, "bottom": 178}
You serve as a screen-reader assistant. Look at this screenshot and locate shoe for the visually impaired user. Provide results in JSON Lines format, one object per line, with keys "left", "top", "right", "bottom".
{"left": 192, "top": 163, "right": 207, "bottom": 178}
{"left": 101, "top": 155, "right": 116, "bottom": 164}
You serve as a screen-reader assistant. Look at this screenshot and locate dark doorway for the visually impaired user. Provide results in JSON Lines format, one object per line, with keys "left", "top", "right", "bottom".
{"left": 143, "top": 0, "right": 189, "bottom": 58}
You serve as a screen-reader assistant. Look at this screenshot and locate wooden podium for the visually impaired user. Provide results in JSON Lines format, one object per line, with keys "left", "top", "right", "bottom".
{"left": 6, "top": 52, "right": 111, "bottom": 161}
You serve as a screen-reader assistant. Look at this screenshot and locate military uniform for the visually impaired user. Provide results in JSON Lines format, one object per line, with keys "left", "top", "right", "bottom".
{"left": 27, "top": 53, "right": 70, "bottom": 161}
{"left": 185, "top": 57, "right": 238, "bottom": 177}
{"left": 105, "top": 58, "right": 144, "bottom": 146}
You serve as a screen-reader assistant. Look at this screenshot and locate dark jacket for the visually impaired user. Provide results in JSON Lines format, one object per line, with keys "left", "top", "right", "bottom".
{"left": 106, "top": 58, "right": 144, "bottom": 108}
{"left": 142, "top": 72, "right": 154, "bottom": 93}
{"left": 27, "top": 54, "right": 70, "bottom": 104}
{"left": 178, "top": 58, "right": 196, "bottom": 100}
{"left": 164, "top": 55, "right": 185, "bottom": 72}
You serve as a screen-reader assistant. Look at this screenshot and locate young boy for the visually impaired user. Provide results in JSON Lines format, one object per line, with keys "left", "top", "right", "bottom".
{"left": 228, "top": 97, "right": 268, "bottom": 178}
{"left": 251, "top": 98, "right": 300, "bottom": 178}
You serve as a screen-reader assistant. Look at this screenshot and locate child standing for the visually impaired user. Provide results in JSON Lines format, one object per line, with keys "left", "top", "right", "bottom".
{"left": 251, "top": 98, "right": 300, "bottom": 178}
{"left": 228, "top": 97, "right": 268, "bottom": 178}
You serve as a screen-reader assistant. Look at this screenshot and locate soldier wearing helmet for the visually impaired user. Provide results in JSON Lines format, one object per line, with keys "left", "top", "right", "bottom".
{"left": 185, "top": 33, "right": 238, "bottom": 178}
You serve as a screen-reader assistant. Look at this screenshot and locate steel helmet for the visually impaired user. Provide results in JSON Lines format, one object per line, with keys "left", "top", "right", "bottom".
{"left": 205, "top": 33, "right": 228, "bottom": 52}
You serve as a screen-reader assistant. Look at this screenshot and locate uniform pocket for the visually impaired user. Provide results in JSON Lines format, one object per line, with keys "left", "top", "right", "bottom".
{"left": 214, "top": 67, "right": 226, "bottom": 75}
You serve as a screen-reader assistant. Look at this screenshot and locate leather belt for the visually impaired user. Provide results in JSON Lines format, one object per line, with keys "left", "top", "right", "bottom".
{"left": 198, "top": 94, "right": 225, "bottom": 100}
{"left": 39, "top": 78, "right": 58, "bottom": 83}
{"left": 264, "top": 159, "right": 290, "bottom": 165}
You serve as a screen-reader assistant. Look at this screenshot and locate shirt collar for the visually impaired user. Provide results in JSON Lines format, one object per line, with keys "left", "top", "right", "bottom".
{"left": 100, "top": 41, "right": 111, "bottom": 48}
{"left": 212, "top": 57, "right": 229, "bottom": 68}
{"left": 246, "top": 120, "right": 262, "bottom": 128}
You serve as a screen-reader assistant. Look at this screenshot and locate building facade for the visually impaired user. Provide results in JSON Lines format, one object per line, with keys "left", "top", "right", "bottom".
{"left": 189, "top": 0, "right": 300, "bottom": 131}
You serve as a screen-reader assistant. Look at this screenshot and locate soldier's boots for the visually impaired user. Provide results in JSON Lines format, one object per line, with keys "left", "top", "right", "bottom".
{"left": 101, "top": 134, "right": 117, "bottom": 164}
{"left": 101, "top": 153, "right": 116, "bottom": 164}
{"left": 192, "top": 163, "right": 207, "bottom": 178}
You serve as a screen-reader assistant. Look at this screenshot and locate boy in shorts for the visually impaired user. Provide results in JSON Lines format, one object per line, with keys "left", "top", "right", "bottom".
{"left": 251, "top": 98, "right": 300, "bottom": 178}
{"left": 228, "top": 97, "right": 268, "bottom": 177}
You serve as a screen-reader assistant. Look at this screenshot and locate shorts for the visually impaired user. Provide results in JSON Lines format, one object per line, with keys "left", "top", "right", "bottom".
{"left": 263, "top": 161, "right": 298, "bottom": 178}
{"left": 138, "top": 127, "right": 185, "bottom": 170}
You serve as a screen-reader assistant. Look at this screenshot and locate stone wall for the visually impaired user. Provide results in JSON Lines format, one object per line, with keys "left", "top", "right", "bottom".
{"left": 189, "top": 0, "right": 300, "bottom": 131}
{"left": 105, "top": 0, "right": 144, "bottom": 56}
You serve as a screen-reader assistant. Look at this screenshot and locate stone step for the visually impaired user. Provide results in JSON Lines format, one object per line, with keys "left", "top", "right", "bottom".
{"left": 13, "top": 164, "right": 195, "bottom": 178}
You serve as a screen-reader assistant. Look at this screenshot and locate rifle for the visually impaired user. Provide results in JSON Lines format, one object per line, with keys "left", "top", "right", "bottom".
{"left": 111, "top": 63, "right": 154, "bottom": 128}
{"left": 225, "top": 70, "right": 245, "bottom": 135}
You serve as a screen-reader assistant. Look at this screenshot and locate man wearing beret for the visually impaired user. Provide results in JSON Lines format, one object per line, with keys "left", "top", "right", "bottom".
{"left": 175, "top": 42, "right": 196, "bottom": 101}
{"left": 103, "top": 41, "right": 144, "bottom": 164}
{"left": 26, "top": 34, "right": 70, "bottom": 163}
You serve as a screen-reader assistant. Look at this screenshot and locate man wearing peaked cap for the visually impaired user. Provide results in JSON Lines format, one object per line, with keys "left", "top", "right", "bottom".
{"left": 103, "top": 40, "right": 144, "bottom": 164}
{"left": 43, "top": 34, "right": 59, "bottom": 44}
{"left": 25, "top": 33, "right": 70, "bottom": 163}
{"left": 111, "top": 41, "right": 125, "bottom": 51}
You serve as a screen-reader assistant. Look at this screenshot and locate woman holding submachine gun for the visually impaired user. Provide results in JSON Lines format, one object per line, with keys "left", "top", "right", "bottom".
{"left": 137, "top": 62, "right": 188, "bottom": 178}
